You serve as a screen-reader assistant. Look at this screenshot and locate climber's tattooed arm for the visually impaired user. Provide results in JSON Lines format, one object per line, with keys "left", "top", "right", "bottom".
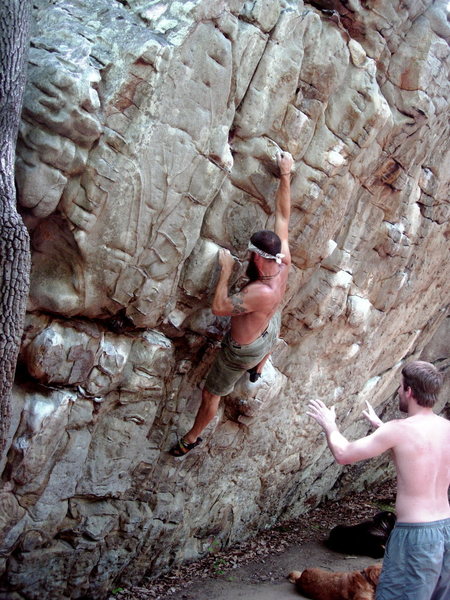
{"left": 230, "top": 292, "right": 247, "bottom": 315}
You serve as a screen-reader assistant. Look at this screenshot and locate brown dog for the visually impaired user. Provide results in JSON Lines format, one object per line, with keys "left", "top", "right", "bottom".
{"left": 288, "top": 564, "right": 382, "bottom": 600}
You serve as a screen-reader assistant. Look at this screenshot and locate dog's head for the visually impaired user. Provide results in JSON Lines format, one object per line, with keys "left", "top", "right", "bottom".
{"left": 373, "top": 511, "right": 396, "bottom": 532}
{"left": 362, "top": 564, "right": 382, "bottom": 586}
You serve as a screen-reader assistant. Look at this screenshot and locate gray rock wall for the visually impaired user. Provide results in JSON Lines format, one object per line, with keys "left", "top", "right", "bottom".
{"left": 1, "top": 0, "right": 449, "bottom": 598}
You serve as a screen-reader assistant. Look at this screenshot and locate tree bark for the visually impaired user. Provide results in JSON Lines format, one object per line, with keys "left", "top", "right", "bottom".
{"left": 0, "top": 0, "right": 32, "bottom": 458}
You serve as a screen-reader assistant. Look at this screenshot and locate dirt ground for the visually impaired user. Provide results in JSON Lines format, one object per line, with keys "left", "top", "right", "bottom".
{"left": 111, "top": 480, "right": 396, "bottom": 600}
{"left": 156, "top": 542, "right": 380, "bottom": 600}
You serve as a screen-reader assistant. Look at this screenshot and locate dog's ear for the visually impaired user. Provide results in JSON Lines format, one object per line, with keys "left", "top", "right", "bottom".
{"left": 363, "top": 564, "right": 382, "bottom": 585}
{"left": 373, "top": 511, "right": 388, "bottom": 524}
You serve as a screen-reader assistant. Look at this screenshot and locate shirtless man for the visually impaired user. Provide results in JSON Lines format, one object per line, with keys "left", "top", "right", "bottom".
{"left": 308, "top": 360, "right": 450, "bottom": 600}
{"left": 169, "top": 151, "right": 293, "bottom": 457}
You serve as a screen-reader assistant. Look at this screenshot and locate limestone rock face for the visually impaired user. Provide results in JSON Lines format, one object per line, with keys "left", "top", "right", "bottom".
{"left": 2, "top": 0, "right": 449, "bottom": 597}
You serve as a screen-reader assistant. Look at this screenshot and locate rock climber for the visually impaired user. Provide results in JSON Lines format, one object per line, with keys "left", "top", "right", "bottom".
{"left": 170, "top": 150, "right": 294, "bottom": 456}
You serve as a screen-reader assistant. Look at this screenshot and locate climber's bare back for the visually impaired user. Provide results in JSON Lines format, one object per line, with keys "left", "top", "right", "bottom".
{"left": 390, "top": 412, "right": 450, "bottom": 522}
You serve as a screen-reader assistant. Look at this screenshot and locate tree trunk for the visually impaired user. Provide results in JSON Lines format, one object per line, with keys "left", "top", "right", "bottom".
{"left": 0, "top": 0, "right": 32, "bottom": 458}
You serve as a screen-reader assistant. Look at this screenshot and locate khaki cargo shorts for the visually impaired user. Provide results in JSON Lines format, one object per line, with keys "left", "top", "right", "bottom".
{"left": 204, "top": 311, "right": 281, "bottom": 397}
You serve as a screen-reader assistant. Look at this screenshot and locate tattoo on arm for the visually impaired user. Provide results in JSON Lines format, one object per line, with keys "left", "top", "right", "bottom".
{"left": 230, "top": 293, "right": 247, "bottom": 315}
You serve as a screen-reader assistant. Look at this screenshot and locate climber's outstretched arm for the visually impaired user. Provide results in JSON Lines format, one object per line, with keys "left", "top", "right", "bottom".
{"left": 274, "top": 151, "right": 293, "bottom": 266}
